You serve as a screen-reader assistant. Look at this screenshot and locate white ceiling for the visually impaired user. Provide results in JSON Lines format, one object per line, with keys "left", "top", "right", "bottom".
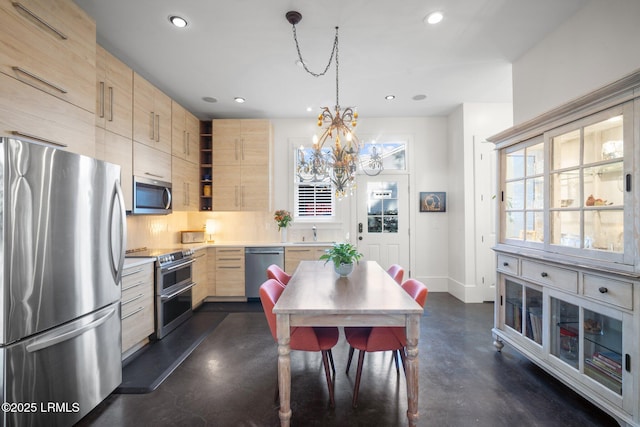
{"left": 74, "top": 0, "right": 588, "bottom": 121}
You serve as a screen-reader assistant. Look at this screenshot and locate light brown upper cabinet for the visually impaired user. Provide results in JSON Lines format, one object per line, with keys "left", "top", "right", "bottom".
{"left": 212, "top": 119, "right": 273, "bottom": 211}
{"left": 0, "top": 0, "right": 95, "bottom": 156}
{"left": 171, "top": 101, "right": 200, "bottom": 164}
{"left": 133, "top": 72, "right": 172, "bottom": 154}
{"left": 95, "top": 45, "right": 133, "bottom": 139}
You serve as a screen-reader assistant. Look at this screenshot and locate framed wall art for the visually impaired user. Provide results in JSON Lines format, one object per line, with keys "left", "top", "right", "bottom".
{"left": 419, "top": 192, "right": 446, "bottom": 212}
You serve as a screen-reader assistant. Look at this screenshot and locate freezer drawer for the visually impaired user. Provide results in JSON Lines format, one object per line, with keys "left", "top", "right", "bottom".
{"left": 0, "top": 303, "right": 122, "bottom": 427}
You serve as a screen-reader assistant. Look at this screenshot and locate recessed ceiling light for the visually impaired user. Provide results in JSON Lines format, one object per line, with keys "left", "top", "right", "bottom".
{"left": 425, "top": 11, "right": 443, "bottom": 25}
{"left": 234, "top": 97, "right": 246, "bottom": 104}
{"left": 306, "top": 106, "right": 313, "bottom": 112}
{"left": 385, "top": 95, "right": 396, "bottom": 100}
{"left": 202, "top": 97, "right": 217, "bottom": 103}
{"left": 412, "top": 94, "right": 427, "bottom": 101}
{"left": 169, "top": 15, "right": 188, "bottom": 28}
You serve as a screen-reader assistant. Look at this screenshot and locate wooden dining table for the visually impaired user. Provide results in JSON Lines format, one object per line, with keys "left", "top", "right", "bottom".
{"left": 272, "top": 260, "right": 424, "bottom": 426}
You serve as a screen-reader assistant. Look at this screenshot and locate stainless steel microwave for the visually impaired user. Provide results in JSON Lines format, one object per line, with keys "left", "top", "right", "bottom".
{"left": 132, "top": 176, "right": 172, "bottom": 215}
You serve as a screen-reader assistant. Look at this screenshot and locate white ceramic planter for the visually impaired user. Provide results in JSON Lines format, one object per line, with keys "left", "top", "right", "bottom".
{"left": 335, "top": 263, "right": 354, "bottom": 277}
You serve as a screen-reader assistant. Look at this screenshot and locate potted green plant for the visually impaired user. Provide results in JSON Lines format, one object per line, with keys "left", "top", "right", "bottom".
{"left": 319, "top": 242, "right": 363, "bottom": 277}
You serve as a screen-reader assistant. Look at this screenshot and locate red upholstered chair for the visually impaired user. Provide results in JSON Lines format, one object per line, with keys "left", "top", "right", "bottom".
{"left": 386, "top": 264, "right": 404, "bottom": 285}
{"left": 345, "top": 278, "right": 428, "bottom": 407}
{"left": 259, "top": 279, "right": 339, "bottom": 407}
{"left": 266, "top": 264, "right": 291, "bottom": 287}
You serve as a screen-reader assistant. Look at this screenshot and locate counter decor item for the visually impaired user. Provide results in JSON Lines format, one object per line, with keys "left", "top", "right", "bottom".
{"left": 274, "top": 209, "right": 292, "bottom": 242}
{"left": 319, "top": 242, "right": 363, "bottom": 277}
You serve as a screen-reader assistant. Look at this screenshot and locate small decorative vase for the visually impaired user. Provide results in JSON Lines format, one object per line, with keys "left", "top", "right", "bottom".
{"left": 335, "top": 263, "right": 354, "bottom": 277}
{"left": 281, "top": 228, "right": 288, "bottom": 243}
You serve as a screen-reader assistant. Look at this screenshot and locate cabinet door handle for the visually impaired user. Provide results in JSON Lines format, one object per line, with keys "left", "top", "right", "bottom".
{"left": 156, "top": 114, "right": 160, "bottom": 142}
{"left": 540, "top": 272, "right": 548, "bottom": 278}
{"left": 626, "top": 174, "right": 631, "bottom": 192}
{"left": 186, "top": 132, "right": 190, "bottom": 155}
{"left": 625, "top": 354, "right": 631, "bottom": 373}
{"left": 11, "top": 131, "right": 67, "bottom": 148}
{"left": 144, "top": 172, "right": 163, "bottom": 178}
{"left": 503, "top": 262, "right": 509, "bottom": 266}
{"left": 122, "top": 306, "right": 144, "bottom": 320}
{"left": 99, "top": 81, "right": 105, "bottom": 118}
{"left": 122, "top": 268, "right": 144, "bottom": 277}
{"left": 108, "top": 86, "right": 114, "bottom": 122}
{"left": 12, "top": 1, "right": 68, "bottom": 40}
{"left": 12, "top": 66, "right": 67, "bottom": 94}
{"left": 150, "top": 112, "right": 155, "bottom": 140}
{"left": 598, "top": 287, "right": 608, "bottom": 294}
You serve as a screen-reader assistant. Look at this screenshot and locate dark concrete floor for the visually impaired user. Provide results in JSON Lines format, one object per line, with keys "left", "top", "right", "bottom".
{"left": 77, "top": 293, "right": 620, "bottom": 427}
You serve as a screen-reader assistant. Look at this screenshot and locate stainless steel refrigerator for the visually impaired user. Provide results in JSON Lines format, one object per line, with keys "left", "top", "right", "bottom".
{"left": 0, "top": 137, "right": 126, "bottom": 426}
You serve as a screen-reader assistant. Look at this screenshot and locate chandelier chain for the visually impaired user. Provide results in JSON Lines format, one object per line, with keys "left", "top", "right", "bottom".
{"left": 291, "top": 24, "right": 339, "bottom": 81}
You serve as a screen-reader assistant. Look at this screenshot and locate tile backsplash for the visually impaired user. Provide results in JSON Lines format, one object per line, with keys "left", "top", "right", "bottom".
{"left": 126, "top": 211, "right": 345, "bottom": 250}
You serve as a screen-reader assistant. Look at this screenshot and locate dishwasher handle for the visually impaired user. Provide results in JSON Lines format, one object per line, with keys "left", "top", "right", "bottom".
{"left": 245, "top": 247, "right": 284, "bottom": 255}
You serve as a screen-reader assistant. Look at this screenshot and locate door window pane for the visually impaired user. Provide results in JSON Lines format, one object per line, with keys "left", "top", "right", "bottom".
{"left": 359, "top": 142, "right": 406, "bottom": 174}
{"left": 553, "top": 130, "right": 581, "bottom": 170}
{"left": 367, "top": 182, "right": 398, "bottom": 233}
{"left": 551, "top": 297, "right": 579, "bottom": 368}
{"left": 583, "top": 308, "right": 622, "bottom": 395}
{"left": 583, "top": 115, "right": 623, "bottom": 164}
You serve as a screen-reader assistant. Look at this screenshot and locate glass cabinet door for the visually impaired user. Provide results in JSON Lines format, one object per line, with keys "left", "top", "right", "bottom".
{"left": 503, "top": 138, "right": 544, "bottom": 244}
{"left": 504, "top": 279, "right": 542, "bottom": 345}
{"left": 549, "top": 104, "right": 630, "bottom": 258}
{"left": 583, "top": 309, "right": 623, "bottom": 395}
{"left": 551, "top": 297, "right": 579, "bottom": 368}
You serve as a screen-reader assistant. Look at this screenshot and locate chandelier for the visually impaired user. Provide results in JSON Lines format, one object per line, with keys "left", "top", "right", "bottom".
{"left": 287, "top": 11, "right": 381, "bottom": 199}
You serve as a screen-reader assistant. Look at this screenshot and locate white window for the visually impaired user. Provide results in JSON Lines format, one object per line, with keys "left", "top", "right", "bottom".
{"left": 294, "top": 147, "right": 335, "bottom": 218}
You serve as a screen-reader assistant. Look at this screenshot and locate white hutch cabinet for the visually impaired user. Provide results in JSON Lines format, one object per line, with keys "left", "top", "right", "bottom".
{"left": 488, "top": 71, "right": 640, "bottom": 427}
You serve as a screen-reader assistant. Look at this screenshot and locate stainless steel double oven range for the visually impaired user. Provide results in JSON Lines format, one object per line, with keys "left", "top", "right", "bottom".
{"left": 128, "top": 248, "right": 195, "bottom": 339}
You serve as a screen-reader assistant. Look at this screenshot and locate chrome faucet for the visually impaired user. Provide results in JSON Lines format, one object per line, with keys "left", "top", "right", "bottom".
{"left": 312, "top": 225, "right": 317, "bottom": 241}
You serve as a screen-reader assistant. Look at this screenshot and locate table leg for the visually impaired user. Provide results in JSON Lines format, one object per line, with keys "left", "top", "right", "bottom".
{"left": 405, "top": 313, "right": 420, "bottom": 427}
{"left": 276, "top": 314, "right": 292, "bottom": 426}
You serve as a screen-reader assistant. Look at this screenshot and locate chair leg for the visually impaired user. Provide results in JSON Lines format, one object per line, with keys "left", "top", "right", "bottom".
{"left": 321, "top": 350, "right": 335, "bottom": 408}
{"left": 399, "top": 347, "right": 406, "bottom": 373}
{"left": 346, "top": 346, "right": 355, "bottom": 374}
{"left": 392, "top": 350, "right": 400, "bottom": 373}
{"left": 328, "top": 349, "right": 336, "bottom": 377}
{"left": 352, "top": 350, "right": 366, "bottom": 408}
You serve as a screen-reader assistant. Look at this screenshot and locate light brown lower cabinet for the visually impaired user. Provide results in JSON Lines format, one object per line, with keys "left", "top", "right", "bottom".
{"left": 215, "top": 247, "right": 245, "bottom": 297}
{"left": 121, "top": 262, "right": 154, "bottom": 358}
{"left": 192, "top": 248, "right": 208, "bottom": 308}
{"left": 284, "top": 246, "right": 332, "bottom": 274}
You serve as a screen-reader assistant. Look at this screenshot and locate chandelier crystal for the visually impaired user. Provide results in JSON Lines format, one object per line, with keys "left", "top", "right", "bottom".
{"left": 287, "top": 11, "right": 380, "bottom": 199}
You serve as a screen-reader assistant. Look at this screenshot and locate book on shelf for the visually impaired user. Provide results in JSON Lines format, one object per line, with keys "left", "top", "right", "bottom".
{"left": 593, "top": 351, "right": 623, "bottom": 375}
{"left": 584, "top": 361, "right": 622, "bottom": 394}
{"left": 586, "top": 357, "right": 622, "bottom": 381}
{"left": 527, "top": 307, "right": 542, "bottom": 344}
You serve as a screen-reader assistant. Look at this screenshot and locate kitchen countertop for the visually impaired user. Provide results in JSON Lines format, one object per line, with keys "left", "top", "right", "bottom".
{"left": 180, "top": 241, "right": 336, "bottom": 251}
{"left": 124, "top": 241, "right": 337, "bottom": 260}
{"left": 123, "top": 257, "right": 155, "bottom": 268}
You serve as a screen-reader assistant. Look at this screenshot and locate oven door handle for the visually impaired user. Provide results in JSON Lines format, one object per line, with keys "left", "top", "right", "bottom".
{"left": 161, "top": 282, "right": 195, "bottom": 301}
{"left": 162, "top": 259, "right": 195, "bottom": 272}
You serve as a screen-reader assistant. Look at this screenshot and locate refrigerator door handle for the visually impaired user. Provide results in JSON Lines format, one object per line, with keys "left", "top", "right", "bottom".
{"left": 109, "top": 180, "right": 127, "bottom": 285}
{"left": 25, "top": 307, "right": 116, "bottom": 353}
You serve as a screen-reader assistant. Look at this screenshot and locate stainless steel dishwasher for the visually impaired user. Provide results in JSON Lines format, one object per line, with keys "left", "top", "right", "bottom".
{"left": 245, "top": 247, "right": 285, "bottom": 300}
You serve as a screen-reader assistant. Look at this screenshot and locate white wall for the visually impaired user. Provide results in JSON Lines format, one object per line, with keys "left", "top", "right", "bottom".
{"left": 447, "top": 103, "right": 513, "bottom": 302}
{"left": 513, "top": 0, "right": 640, "bottom": 124}
{"left": 270, "top": 117, "right": 451, "bottom": 291}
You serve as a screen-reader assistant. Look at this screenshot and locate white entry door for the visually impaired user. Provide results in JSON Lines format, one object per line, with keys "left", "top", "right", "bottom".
{"left": 356, "top": 174, "right": 410, "bottom": 272}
